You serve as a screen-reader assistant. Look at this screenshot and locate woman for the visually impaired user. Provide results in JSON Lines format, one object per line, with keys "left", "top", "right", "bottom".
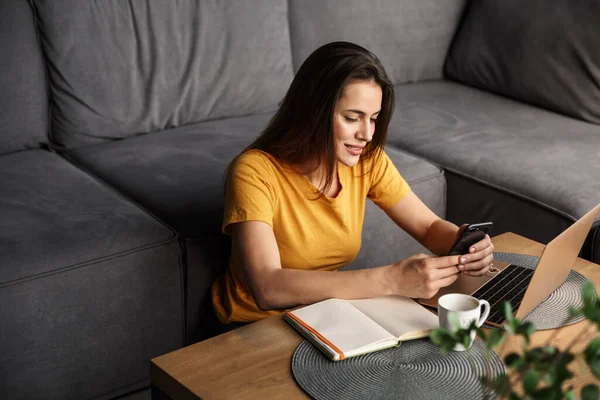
{"left": 211, "top": 41, "right": 494, "bottom": 324}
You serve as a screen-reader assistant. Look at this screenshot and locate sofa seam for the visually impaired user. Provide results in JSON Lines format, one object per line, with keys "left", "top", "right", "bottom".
{"left": 406, "top": 170, "right": 445, "bottom": 186}
{"left": 442, "top": 169, "right": 448, "bottom": 218}
{"left": 27, "top": 0, "right": 55, "bottom": 149}
{"left": 48, "top": 109, "right": 278, "bottom": 153}
{"left": 286, "top": 0, "right": 296, "bottom": 71}
{"left": 178, "top": 236, "right": 189, "bottom": 347}
{"left": 58, "top": 150, "right": 180, "bottom": 240}
{"left": 92, "top": 378, "right": 150, "bottom": 400}
{"left": 0, "top": 238, "right": 178, "bottom": 290}
{"left": 441, "top": 0, "right": 473, "bottom": 81}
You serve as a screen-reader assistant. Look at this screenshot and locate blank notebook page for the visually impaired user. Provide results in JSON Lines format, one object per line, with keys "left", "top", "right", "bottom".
{"left": 350, "top": 296, "right": 439, "bottom": 340}
{"left": 290, "top": 298, "right": 396, "bottom": 354}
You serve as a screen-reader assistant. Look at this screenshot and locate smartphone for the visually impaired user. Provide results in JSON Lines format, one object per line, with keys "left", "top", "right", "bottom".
{"left": 448, "top": 222, "right": 493, "bottom": 256}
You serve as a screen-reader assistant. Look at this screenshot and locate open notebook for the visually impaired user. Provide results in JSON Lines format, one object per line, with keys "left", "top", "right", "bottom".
{"left": 284, "top": 296, "right": 439, "bottom": 361}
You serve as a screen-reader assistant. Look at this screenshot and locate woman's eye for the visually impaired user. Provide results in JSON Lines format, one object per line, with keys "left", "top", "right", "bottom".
{"left": 344, "top": 116, "right": 358, "bottom": 123}
{"left": 370, "top": 119, "right": 377, "bottom": 123}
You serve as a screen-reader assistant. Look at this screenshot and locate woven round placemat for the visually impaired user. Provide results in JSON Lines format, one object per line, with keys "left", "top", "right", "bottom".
{"left": 493, "top": 252, "right": 590, "bottom": 330}
{"left": 292, "top": 338, "right": 504, "bottom": 400}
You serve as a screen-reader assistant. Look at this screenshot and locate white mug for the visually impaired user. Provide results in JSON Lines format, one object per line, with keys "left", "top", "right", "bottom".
{"left": 437, "top": 293, "right": 490, "bottom": 351}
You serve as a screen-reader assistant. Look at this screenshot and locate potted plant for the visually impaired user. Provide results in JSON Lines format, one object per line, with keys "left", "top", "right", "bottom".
{"left": 430, "top": 281, "right": 600, "bottom": 399}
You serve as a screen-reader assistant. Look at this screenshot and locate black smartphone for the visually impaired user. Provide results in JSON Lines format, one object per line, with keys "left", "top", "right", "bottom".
{"left": 448, "top": 222, "right": 493, "bottom": 256}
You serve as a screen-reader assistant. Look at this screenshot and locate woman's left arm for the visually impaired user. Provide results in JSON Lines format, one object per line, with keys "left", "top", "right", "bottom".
{"left": 384, "top": 191, "right": 494, "bottom": 276}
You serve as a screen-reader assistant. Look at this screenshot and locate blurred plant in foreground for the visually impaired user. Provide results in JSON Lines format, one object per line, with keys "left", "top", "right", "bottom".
{"left": 430, "top": 280, "right": 600, "bottom": 400}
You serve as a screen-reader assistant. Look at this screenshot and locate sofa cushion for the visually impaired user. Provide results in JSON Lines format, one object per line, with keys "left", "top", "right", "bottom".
{"left": 64, "top": 112, "right": 275, "bottom": 238}
{"left": 0, "top": 242, "right": 183, "bottom": 400}
{"left": 388, "top": 80, "right": 600, "bottom": 250}
{"left": 445, "top": 0, "right": 600, "bottom": 125}
{"left": 0, "top": 0, "right": 48, "bottom": 155}
{"left": 289, "top": 0, "right": 466, "bottom": 84}
{"left": 0, "top": 150, "right": 174, "bottom": 282}
{"left": 32, "top": 0, "right": 293, "bottom": 148}
{"left": 0, "top": 150, "right": 182, "bottom": 399}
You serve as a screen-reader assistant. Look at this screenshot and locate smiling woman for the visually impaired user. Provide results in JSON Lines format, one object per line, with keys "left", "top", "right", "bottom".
{"left": 210, "top": 42, "right": 495, "bottom": 326}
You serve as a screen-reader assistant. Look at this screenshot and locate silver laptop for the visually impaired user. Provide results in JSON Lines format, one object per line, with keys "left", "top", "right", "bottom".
{"left": 419, "top": 204, "right": 600, "bottom": 327}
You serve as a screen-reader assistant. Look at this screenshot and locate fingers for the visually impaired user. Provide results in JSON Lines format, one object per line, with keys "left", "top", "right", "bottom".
{"left": 436, "top": 272, "right": 460, "bottom": 288}
{"left": 410, "top": 254, "right": 460, "bottom": 280}
{"left": 420, "top": 273, "right": 460, "bottom": 299}
{"left": 457, "top": 235, "right": 494, "bottom": 273}
{"left": 459, "top": 251, "right": 494, "bottom": 272}
{"left": 463, "top": 259, "right": 494, "bottom": 276}
{"left": 400, "top": 254, "right": 462, "bottom": 298}
{"left": 426, "top": 254, "right": 463, "bottom": 270}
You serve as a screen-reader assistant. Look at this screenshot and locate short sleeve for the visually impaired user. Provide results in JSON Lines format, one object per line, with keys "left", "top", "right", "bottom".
{"left": 367, "top": 150, "right": 411, "bottom": 210}
{"left": 222, "top": 151, "right": 277, "bottom": 234}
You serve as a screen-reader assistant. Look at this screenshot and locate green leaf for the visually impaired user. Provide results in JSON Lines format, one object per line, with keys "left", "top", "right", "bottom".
{"left": 523, "top": 370, "right": 540, "bottom": 394}
{"left": 493, "top": 374, "right": 511, "bottom": 397}
{"left": 526, "top": 346, "right": 557, "bottom": 370}
{"left": 582, "top": 305, "right": 600, "bottom": 329}
{"left": 504, "top": 306, "right": 521, "bottom": 335}
{"left": 448, "top": 312, "right": 461, "bottom": 331}
{"left": 565, "top": 388, "right": 578, "bottom": 400}
{"left": 429, "top": 329, "right": 458, "bottom": 354}
{"left": 503, "top": 301, "right": 514, "bottom": 321}
{"left": 516, "top": 321, "right": 537, "bottom": 344}
{"left": 569, "top": 305, "right": 583, "bottom": 317}
{"left": 547, "top": 356, "right": 575, "bottom": 385}
{"left": 582, "top": 280, "right": 597, "bottom": 307}
{"left": 429, "top": 328, "right": 448, "bottom": 345}
{"left": 589, "top": 359, "right": 600, "bottom": 379}
{"left": 586, "top": 338, "right": 600, "bottom": 356}
{"left": 585, "top": 337, "right": 600, "bottom": 376}
{"left": 504, "top": 352, "right": 525, "bottom": 371}
{"left": 486, "top": 328, "right": 505, "bottom": 349}
{"left": 475, "top": 326, "right": 487, "bottom": 341}
{"left": 582, "top": 384, "right": 600, "bottom": 400}
{"left": 557, "top": 351, "right": 576, "bottom": 366}
{"left": 544, "top": 370, "right": 555, "bottom": 386}
{"left": 531, "top": 387, "right": 561, "bottom": 400}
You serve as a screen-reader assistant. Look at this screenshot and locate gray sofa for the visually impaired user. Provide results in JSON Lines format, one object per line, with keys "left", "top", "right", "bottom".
{"left": 1, "top": 0, "right": 598, "bottom": 399}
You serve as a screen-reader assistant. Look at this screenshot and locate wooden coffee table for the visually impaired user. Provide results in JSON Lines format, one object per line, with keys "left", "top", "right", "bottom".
{"left": 151, "top": 233, "right": 600, "bottom": 399}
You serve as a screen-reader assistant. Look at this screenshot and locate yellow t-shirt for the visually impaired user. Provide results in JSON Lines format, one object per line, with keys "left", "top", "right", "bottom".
{"left": 211, "top": 149, "right": 411, "bottom": 323}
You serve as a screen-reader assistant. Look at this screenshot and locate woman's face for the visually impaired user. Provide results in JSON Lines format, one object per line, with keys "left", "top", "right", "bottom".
{"left": 332, "top": 80, "right": 382, "bottom": 167}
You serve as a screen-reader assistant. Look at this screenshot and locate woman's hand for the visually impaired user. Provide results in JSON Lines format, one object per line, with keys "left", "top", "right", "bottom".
{"left": 387, "top": 253, "right": 462, "bottom": 299}
{"left": 454, "top": 226, "right": 495, "bottom": 277}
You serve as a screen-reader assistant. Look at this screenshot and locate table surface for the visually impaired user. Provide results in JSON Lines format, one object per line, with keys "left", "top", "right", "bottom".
{"left": 151, "top": 232, "right": 600, "bottom": 400}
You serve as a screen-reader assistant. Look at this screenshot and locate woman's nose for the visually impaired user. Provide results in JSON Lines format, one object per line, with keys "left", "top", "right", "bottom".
{"left": 357, "top": 120, "right": 373, "bottom": 142}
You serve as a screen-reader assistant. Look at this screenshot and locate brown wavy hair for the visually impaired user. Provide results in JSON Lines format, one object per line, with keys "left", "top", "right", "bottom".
{"left": 244, "top": 41, "right": 395, "bottom": 194}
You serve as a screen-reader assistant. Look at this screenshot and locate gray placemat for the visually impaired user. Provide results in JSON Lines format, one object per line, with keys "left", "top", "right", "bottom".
{"left": 292, "top": 338, "right": 504, "bottom": 400}
{"left": 493, "top": 252, "right": 590, "bottom": 330}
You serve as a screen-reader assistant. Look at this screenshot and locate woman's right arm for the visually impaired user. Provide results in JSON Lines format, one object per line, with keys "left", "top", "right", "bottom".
{"left": 232, "top": 220, "right": 463, "bottom": 311}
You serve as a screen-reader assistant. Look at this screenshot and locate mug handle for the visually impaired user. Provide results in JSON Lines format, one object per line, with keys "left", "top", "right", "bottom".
{"left": 476, "top": 300, "right": 491, "bottom": 327}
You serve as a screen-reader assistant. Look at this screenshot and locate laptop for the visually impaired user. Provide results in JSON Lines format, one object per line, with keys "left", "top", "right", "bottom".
{"left": 419, "top": 204, "right": 600, "bottom": 327}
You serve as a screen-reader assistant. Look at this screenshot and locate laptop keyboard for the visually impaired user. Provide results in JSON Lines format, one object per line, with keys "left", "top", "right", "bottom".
{"left": 472, "top": 264, "right": 535, "bottom": 325}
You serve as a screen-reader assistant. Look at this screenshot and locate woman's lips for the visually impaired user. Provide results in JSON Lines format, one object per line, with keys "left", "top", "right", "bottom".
{"left": 345, "top": 144, "right": 363, "bottom": 156}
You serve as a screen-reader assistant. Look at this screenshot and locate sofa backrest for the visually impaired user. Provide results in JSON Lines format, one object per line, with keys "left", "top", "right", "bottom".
{"left": 30, "top": 0, "right": 468, "bottom": 149}
{"left": 32, "top": 0, "right": 294, "bottom": 148}
{"left": 288, "top": 0, "right": 467, "bottom": 85}
{"left": 0, "top": 0, "right": 49, "bottom": 155}
{"left": 445, "top": 0, "right": 600, "bottom": 125}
